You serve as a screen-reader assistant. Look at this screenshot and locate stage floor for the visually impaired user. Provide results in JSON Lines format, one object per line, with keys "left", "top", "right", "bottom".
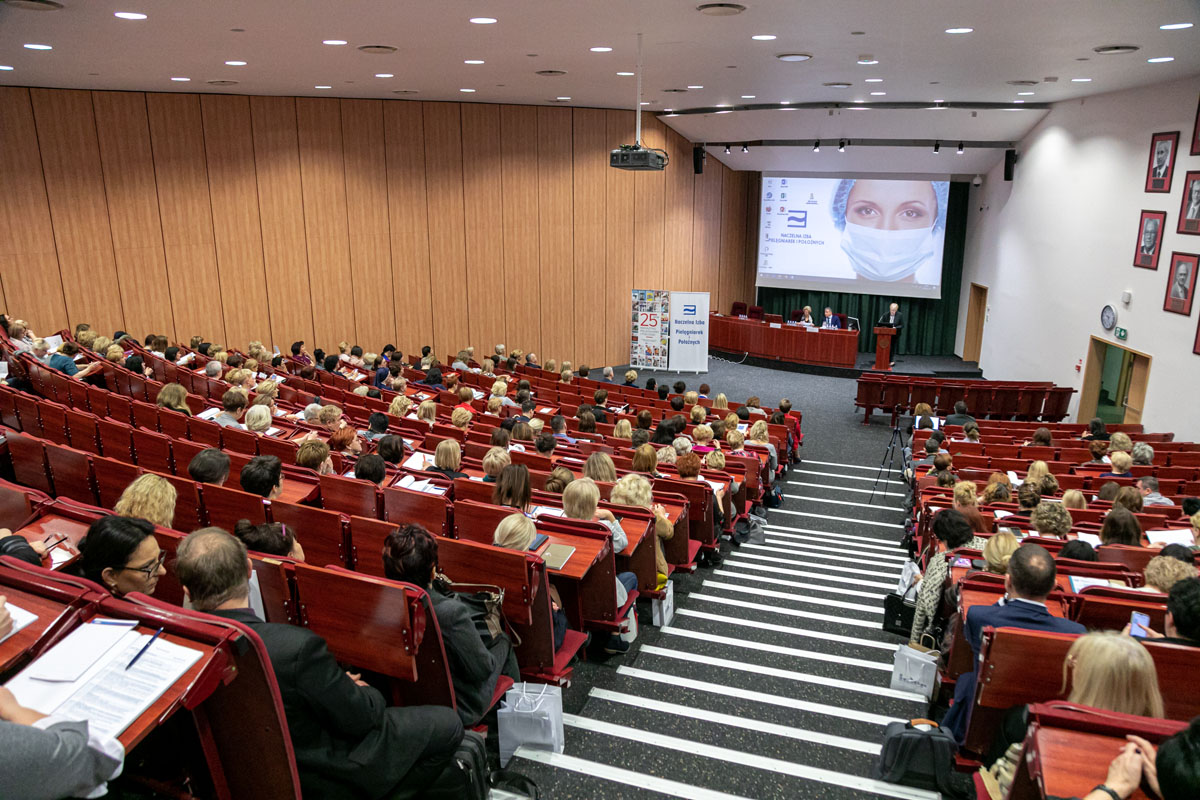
{"left": 703, "top": 347, "right": 983, "bottom": 379}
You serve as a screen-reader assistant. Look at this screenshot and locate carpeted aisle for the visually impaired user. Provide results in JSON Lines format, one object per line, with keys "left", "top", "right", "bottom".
{"left": 500, "top": 365, "right": 927, "bottom": 799}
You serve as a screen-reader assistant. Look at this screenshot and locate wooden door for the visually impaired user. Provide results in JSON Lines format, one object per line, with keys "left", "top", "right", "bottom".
{"left": 963, "top": 283, "right": 988, "bottom": 363}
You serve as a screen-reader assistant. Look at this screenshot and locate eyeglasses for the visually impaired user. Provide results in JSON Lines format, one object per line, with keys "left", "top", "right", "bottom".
{"left": 118, "top": 551, "right": 166, "bottom": 579}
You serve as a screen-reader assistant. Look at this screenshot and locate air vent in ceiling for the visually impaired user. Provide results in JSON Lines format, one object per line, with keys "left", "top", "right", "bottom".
{"left": 696, "top": 3, "right": 746, "bottom": 15}
{"left": 2, "top": 0, "right": 63, "bottom": 9}
{"left": 823, "top": 81, "right": 852, "bottom": 88}
{"left": 1094, "top": 44, "right": 1140, "bottom": 55}
{"left": 207, "top": 79, "right": 239, "bottom": 86}
{"left": 662, "top": 88, "right": 689, "bottom": 93}
{"left": 535, "top": 69, "right": 567, "bottom": 76}
{"left": 392, "top": 89, "right": 419, "bottom": 95}
{"left": 357, "top": 45, "right": 398, "bottom": 54}
{"left": 1006, "top": 79, "right": 1039, "bottom": 86}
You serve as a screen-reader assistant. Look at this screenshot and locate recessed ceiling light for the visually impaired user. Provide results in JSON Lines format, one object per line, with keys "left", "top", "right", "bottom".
{"left": 752, "top": 34, "right": 777, "bottom": 41}
{"left": 870, "top": 91, "right": 886, "bottom": 96}
{"left": 114, "top": 11, "right": 146, "bottom": 20}
{"left": 864, "top": 78, "right": 883, "bottom": 83}
{"left": 1013, "top": 99, "right": 1025, "bottom": 103}
{"left": 640, "top": 101, "right": 651, "bottom": 105}
{"left": 589, "top": 46, "right": 613, "bottom": 52}
{"left": 375, "top": 73, "right": 394, "bottom": 78}
{"left": 225, "top": 60, "right": 247, "bottom": 66}
{"left": 469, "top": 17, "right": 497, "bottom": 24}
{"left": 944, "top": 27, "right": 973, "bottom": 34}
{"left": 741, "top": 95, "right": 755, "bottom": 99}
{"left": 0, "top": 66, "right": 14, "bottom": 71}
{"left": 617, "top": 71, "right": 635, "bottom": 76}
{"left": 932, "top": 99, "right": 944, "bottom": 103}
{"left": 170, "top": 76, "right": 190, "bottom": 81}
{"left": 1147, "top": 56, "right": 1175, "bottom": 63}
{"left": 776, "top": 53, "right": 812, "bottom": 62}
{"left": 853, "top": 99, "right": 866, "bottom": 103}
{"left": 460, "top": 88, "right": 476, "bottom": 92}
{"left": 465, "top": 59, "right": 485, "bottom": 64}
{"left": 857, "top": 56, "right": 879, "bottom": 65}
{"left": 323, "top": 39, "right": 348, "bottom": 46}
{"left": 687, "top": 84, "right": 704, "bottom": 89}
{"left": 1070, "top": 77, "right": 1091, "bottom": 81}
{"left": 557, "top": 96, "right": 570, "bottom": 100}
{"left": 716, "top": 110, "right": 732, "bottom": 114}
{"left": 1160, "top": 23, "right": 1193, "bottom": 30}
{"left": 697, "top": 3, "right": 746, "bottom": 16}
{"left": 23, "top": 43, "right": 53, "bottom": 50}
{"left": 1017, "top": 91, "right": 1034, "bottom": 95}
{"left": 315, "top": 85, "right": 332, "bottom": 89}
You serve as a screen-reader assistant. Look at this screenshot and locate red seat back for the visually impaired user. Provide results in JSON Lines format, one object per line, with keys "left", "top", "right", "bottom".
{"left": 44, "top": 444, "right": 99, "bottom": 506}
{"left": 269, "top": 501, "right": 348, "bottom": 569}
{"left": 201, "top": 483, "right": 268, "bottom": 529}
{"left": 319, "top": 474, "right": 381, "bottom": 518}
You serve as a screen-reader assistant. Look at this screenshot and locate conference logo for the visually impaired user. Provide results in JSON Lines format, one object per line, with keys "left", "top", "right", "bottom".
{"left": 786, "top": 210, "right": 808, "bottom": 228}
{"left": 683, "top": 305, "right": 697, "bottom": 316}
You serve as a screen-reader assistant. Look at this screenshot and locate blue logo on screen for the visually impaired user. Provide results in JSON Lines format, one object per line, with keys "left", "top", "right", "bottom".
{"left": 683, "top": 305, "right": 697, "bottom": 316}
{"left": 786, "top": 210, "right": 807, "bottom": 228}
{"left": 764, "top": 191, "right": 773, "bottom": 200}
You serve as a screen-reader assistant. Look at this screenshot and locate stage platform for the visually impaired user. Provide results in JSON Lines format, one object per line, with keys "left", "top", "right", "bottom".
{"left": 708, "top": 347, "right": 983, "bottom": 380}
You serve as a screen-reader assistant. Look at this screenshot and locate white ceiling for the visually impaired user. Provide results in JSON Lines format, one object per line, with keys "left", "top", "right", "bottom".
{"left": 1, "top": 0, "right": 1197, "bottom": 174}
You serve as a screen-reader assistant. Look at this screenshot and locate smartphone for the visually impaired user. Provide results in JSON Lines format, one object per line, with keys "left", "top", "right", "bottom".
{"left": 1129, "top": 611, "right": 1150, "bottom": 638}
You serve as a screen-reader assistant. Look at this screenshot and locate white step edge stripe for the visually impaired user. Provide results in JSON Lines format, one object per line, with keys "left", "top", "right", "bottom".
{"left": 762, "top": 523, "right": 908, "bottom": 549}
{"left": 589, "top": 687, "right": 883, "bottom": 755}
{"left": 762, "top": 537, "right": 909, "bottom": 563}
{"left": 740, "top": 545, "right": 903, "bottom": 576}
{"left": 690, "top": 592, "right": 882, "bottom": 629}
{"left": 779, "top": 494, "right": 907, "bottom": 513}
{"left": 723, "top": 558, "right": 899, "bottom": 591}
{"left": 713, "top": 568, "right": 889, "bottom": 600}
{"left": 511, "top": 748, "right": 757, "bottom": 800}
{"left": 561, "top": 714, "right": 939, "bottom": 800}
{"left": 803, "top": 459, "right": 899, "bottom": 473}
{"left": 703, "top": 580, "right": 883, "bottom": 615}
{"left": 768, "top": 508, "right": 901, "bottom": 528}
{"left": 661, "top": 626, "right": 892, "bottom": 672}
{"left": 793, "top": 467, "right": 906, "bottom": 485}
{"left": 782, "top": 479, "right": 906, "bottom": 498}
{"left": 674, "top": 608, "right": 901, "bottom": 653}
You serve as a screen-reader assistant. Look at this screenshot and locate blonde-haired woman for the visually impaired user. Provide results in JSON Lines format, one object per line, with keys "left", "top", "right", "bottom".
{"left": 623, "top": 369, "right": 638, "bottom": 386}
{"left": 689, "top": 405, "right": 707, "bottom": 425}
{"left": 544, "top": 358, "right": 558, "bottom": 375}
{"left": 244, "top": 405, "right": 273, "bottom": 434}
{"left": 613, "top": 419, "right": 632, "bottom": 440}
{"left": 656, "top": 445, "right": 677, "bottom": 465}
{"left": 1107, "top": 432, "right": 1133, "bottom": 455}
{"left": 389, "top": 394, "right": 413, "bottom": 419}
{"left": 114, "top": 474, "right": 177, "bottom": 529}
{"left": 982, "top": 531, "right": 1019, "bottom": 574}
{"left": 611, "top": 473, "right": 673, "bottom": 589}
{"left": 156, "top": 383, "right": 192, "bottom": 416}
{"left": 104, "top": 343, "right": 123, "bottom": 363}
{"left": 583, "top": 452, "right": 617, "bottom": 483}
{"left": 712, "top": 393, "right": 728, "bottom": 410}
{"left": 481, "top": 446, "right": 510, "bottom": 482}
{"left": 426, "top": 439, "right": 466, "bottom": 480}
{"left": 1142, "top": 555, "right": 1196, "bottom": 594}
{"left": 563, "top": 478, "right": 638, "bottom": 653}
{"left": 692, "top": 424, "right": 716, "bottom": 454}
{"left": 559, "top": 369, "right": 572, "bottom": 385}
{"left": 1025, "top": 460, "right": 1052, "bottom": 487}
{"left": 416, "top": 400, "right": 437, "bottom": 427}
{"left": 1061, "top": 489, "right": 1087, "bottom": 510}
{"left": 451, "top": 406, "right": 472, "bottom": 430}
{"left": 952, "top": 480, "right": 988, "bottom": 532}
{"left": 490, "top": 380, "right": 517, "bottom": 408}
{"left": 748, "top": 419, "right": 777, "bottom": 479}
{"left": 493, "top": 512, "right": 571, "bottom": 651}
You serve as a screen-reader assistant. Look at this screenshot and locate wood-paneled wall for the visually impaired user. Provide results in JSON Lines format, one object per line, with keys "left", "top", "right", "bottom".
{"left": 0, "top": 87, "right": 757, "bottom": 366}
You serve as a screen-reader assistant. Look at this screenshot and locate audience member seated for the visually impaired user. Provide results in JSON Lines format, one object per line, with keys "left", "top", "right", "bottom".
{"left": 1030, "top": 501, "right": 1072, "bottom": 539}
{"left": 425, "top": 440, "right": 466, "bottom": 481}
{"left": 1112, "top": 485, "right": 1145, "bottom": 514}
{"left": 244, "top": 405, "right": 273, "bottom": 434}
{"left": 909, "top": 402, "right": 937, "bottom": 433}
{"left": 188, "top": 448, "right": 230, "bottom": 485}
{"left": 1081, "top": 417, "right": 1110, "bottom": 441}
{"left": 1108, "top": 432, "right": 1134, "bottom": 455}
{"left": 175, "top": 528, "right": 464, "bottom": 797}
{"left": 359, "top": 412, "right": 388, "bottom": 442}
{"left": 492, "top": 464, "right": 532, "bottom": 513}
{"left": 240, "top": 455, "right": 285, "bottom": 499}
{"left": 215, "top": 389, "right": 247, "bottom": 428}
{"left": 0, "top": 528, "right": 46, "bottom": 565}
{"left": 1137, "top": 476, "right": 1173, "bottom": 507}
{"left": 1100, "top": 506, "right": 1143, "bottom": 547}
{"left": 1059, "top": 539, "right": 1098, "bottom": 561}
{"left": 155, "top": 382, "right": 192, "bottom": 416}
{"left": 328, "top": 426, "right": 362, "bottom": 458}
{"left": 481, "top": 447, "right": 509, "bottom": 483}
{"left": 611, "top": 473, "right": 673, "bottom": 590}
{"left": 382, "top": 524, "right": 519, "bottom": 727}
{"left": 234, "top": 519, "right": 305, "bottom": 561}
{"left": 77, "top": 516, "right": 166, "bottom": 597}
{"left": 1131, "top": 441, "right": 1156, "bottom": 466}
{"left": 1084, "top": 439, "right": 1111, "bottom": 465}
{"left": 114, "top": 474, "right": 177, "bottom": 529}
{"left": 354, "top": 454, "right": 387, "bottom": 486}
{"left": 981, "top": 480, "right": 1011, "bottom": 505}
{"left": 1025, "top": 461, "right": 1058, "bottom": 496}
{"left": 957, "top": 421, "right": 981, "bottom": 443}
{"left": 909, "top": 509, "right": 988, "bottom": 647}
{"left": 747, "top": 420, "right": 777, "bottom": 479}
{"left": 1061, "top": 489, "right": 1088, "bottom": 510}
{"left": 941, "top": 543, "right": 1086, "bottom": 742}
{"left": 1008, "top": 483, "right": 1041, "bottom": 520}
{"left": 1023, "top": 427, "right": 1053, "bottom": 447}
{"left": 296, "top": 439, "right": 334, "bottom": 475}
{"left": 1096, "top": 481, "right": 1122, "bottom": 502}
{"left": 953, "top": 481, "right": 987, "bottom": 531}
{"left": 1125, "top": 577, "right": 1200, "bottom": 647}
{"left": 543, "top": 466, "right": 573, "bottom": 494}
{"left": 945, "top": 401, "right": 975, "bottom": 427}
{"left": 982, "top": 531, "right": 1019, "bottom": 574}
{"left": 1142, "top": 555, "right": 1195, "bottom": 594}
{"left": 583, "top": 453, "right": 617, "bottom": 483}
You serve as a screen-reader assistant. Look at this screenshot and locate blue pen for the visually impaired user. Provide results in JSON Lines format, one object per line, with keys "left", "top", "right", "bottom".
{"left": 125, "top": 627, "right": 164, "bottom": 670}
{"left": 91, "top": 619, "right": 136, "bottom": 626}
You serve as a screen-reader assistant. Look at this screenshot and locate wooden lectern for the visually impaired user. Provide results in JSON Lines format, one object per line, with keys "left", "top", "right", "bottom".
{"left": 873, "top": 327, "right": 896, "bottom": 371}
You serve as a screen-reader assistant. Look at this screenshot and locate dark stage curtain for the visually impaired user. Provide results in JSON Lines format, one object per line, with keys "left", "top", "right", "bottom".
{"left": 756, "top": 181, "right": 969, "bottom": 357}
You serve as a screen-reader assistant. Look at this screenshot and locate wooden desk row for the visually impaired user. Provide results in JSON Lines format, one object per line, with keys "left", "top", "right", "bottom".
{"left": 709, "top": 314, "right": 858, "bottom": 369}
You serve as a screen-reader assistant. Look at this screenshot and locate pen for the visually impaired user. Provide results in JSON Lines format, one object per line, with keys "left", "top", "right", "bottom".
{"left": 42, "top": 536, "right": 68, "bottom": 550}
{"left": 125, "top": 627, "right": 164, "bottom": 670}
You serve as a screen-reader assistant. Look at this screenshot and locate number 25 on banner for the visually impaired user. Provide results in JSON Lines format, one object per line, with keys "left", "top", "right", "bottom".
{"left": 639, "top": 313, "right": 658, "bottom": 327}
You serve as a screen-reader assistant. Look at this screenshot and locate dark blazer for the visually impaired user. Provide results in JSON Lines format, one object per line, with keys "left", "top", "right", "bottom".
{"left": 207, "top": 607, "right": 452, "bottom": 800}
{"left": 429, "top": 585, "right": 506, "bottom": 726}
{"left": 425, "top": 466, "right": 468, "bottom": 481}
{"left": 878, "top": 310, "right": 905, "bottom": 330}
{"left": 0, "top": 535, "right": 42, "bottom": 566}
{"left": 945, "top": 412, "right": 976, "bottom": 427}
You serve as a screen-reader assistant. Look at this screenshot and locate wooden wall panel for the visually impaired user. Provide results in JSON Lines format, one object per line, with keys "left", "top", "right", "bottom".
{"left": 537, "top": 107, "right": 575, "bottom": 366}
{"left": 383, "top": 101, "right": 433, "bottom": 356}
{"left": 501, "top": 105, "right": 542, "bottom": 360}
{"left": 0, "top": 88, "right": 68, "bottom": 331}
{"left": 145, "top": 93, "right": 226, "bottom": 345}
{"left": 691, "top": 160, "right": 724, "bottom": 305}
{"left": 717, "top": 169, "right": 749, "bottom": 314}
{"left": 296, "top": 98, "right": 353, "bottom": 353}
{"left": 340, "top": 99, "right": 396, "bottom": 352}
{"left": 605, "top": 110, "right": 636, "bottom": 366}
{"left": 91, "top": 91, "right": 175, "bottom": 340}
{"left": 663, "top": 128, "right": 695, "bottom": 291}
{"left": 571, "top": 108, "right": 608, "bottom": 369}
{"left": 633, "top": 117, "right": 666, "bottom": 291}
{"left": 460, "top": 103, "right": 506, "bottom": 357}
{"left": 421, "top": 102, "right": 470, "bottom": 357}
{"left": 30, "top": 89, "right": 125, "bottom": 335}
{"left": 199, "top": 95, "right": 271, "bottom": 350}
{"left": 249, "top": 96, "right": 313, "bottom": 353}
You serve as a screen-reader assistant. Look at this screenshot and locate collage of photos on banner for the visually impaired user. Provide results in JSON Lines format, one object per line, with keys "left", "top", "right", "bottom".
{"left": 1134, "top": 96, "right": 1200, "bottom": 354}
{"left": 629, "top": 289, "right": 671, "bottom": 370}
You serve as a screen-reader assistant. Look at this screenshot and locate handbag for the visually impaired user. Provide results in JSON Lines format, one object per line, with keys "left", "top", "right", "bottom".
{"left": 882, "top": 591, "right": 917, "bottom": 638}
{"left": 437, "top": 573, "right": 511, "bottom": 644}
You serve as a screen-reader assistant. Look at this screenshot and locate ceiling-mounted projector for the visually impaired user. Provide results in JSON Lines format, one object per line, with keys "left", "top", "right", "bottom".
{"left": 610, "top": 145, "right": 666, "bottom": 171}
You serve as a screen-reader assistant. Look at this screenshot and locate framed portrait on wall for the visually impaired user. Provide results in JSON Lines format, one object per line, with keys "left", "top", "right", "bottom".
{"left": 1133, "top": 210, "right": 1167, "bottom": 268}
{"left": 1191, "top": 95, "right": 1200, "bottom": 155}
{"left": 1179, "top": 171, "right": 1200, "bottom": 235}
{"left": 1144, "top": 132, "right": 1179, "bottom": 192}
{"left": 1165, "top": 252, "right": 1199, "bottom": 316}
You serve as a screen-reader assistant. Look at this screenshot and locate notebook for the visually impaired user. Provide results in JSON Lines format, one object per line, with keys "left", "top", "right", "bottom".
{"left": 541, "top": 544, "right": 575, "bottom": 571}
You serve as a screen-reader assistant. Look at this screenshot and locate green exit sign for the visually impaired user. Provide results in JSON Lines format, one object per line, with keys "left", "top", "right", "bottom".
{"left": 1115, "top": 327, "right": 1128, "bottom": 340}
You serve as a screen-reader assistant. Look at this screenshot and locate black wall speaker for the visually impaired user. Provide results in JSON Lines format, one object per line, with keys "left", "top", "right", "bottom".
{"left": 1004, "top": 149, "right": 1017, "bottom": 181}
{"left": 693, "top": 146, "right": 705, "bottom": 174}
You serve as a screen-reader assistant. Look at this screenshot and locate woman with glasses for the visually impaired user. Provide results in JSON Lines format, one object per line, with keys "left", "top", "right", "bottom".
{"left": 77, "top": 516, "right": 167, "bottom": 596}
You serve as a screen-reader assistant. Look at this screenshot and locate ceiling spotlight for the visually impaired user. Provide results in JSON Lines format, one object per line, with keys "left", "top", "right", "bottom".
{"left": 323, "top": 39, "right": 348, "bottom": 45}
{"left": 375, "top": 73, "right": 394, "bottom": 78}
{"left": 956, "top": 142, "right": 964, "bottom": 154}
{"left": 933, "top": 141, "right": 941, "bottom": 154}
{"left": 838, "top": 139, "right": 846, "bottom": 152}
{"left": 864, "top": 78, "right": 883, "bottom": 83}
{"left": 469, "top": 17, "right": 497, "bottom": 24}
{"left": 687, "top": 84, "right": 704, "bottom": 89}
{"left": 724, "top": 145, "right": 731, "bottom": 154}
{"left": 617, "top": 71, "right": 635, "bottom": 76}
{"left": 870, "top": 91, "right": 886, "bottom": 96}
{"left": 751, "top": 34, "right": 777, "bottom": 41}
{"left": 944, "top": 27, "right": 973, "bottom": 34}
{"left": 465, "top": 59, "right": 484, "bottom": 64}
{"left": 23, "top": 43, "right": 53, "bottom": 50}
{"left": 856, "top": 55, "right": 878, "bottom": 65}
{"left": 1159, "top": 23, "right": 1193, "bottom": 30}
{"left": 812, "top": 140, "right": 820, "bottom": 152}
{"left": 1147, "top": 56, "right": 1175, "bottom": 63}
{"left": 0, "top": 66, "right": 14, "bottom": 71}
{"left": 742, "top": 144, "right": 749, "bottom": 153}
{"left": 170, "top": 76, "right": 190, "bottom": 81}
{"left": 114, "top": 11, "right": 147, "bottom": 20}
{"left": 776, "top": 53, "right": 813, "bottom": 62}
{"left": 589, "top": 46, "right": 613, "bottom": 52}
{"left": 225, "top": 60, "right": 247, "bottom": 66}
{"left": 460, "top": 88, "right": 476, "bottom": 92}
{"left": 1017, "top": 91, "right": 1034, "bottom": 95}
{"left": 315, "top": 85, "right": 332, "bottom": 89}
{"left": 556, "top": 96, "right": 571, "bottom": 100}
{"left": 1071, "top": 77, "right": 1092, "bottom": 82}
{"left": 741, "top": 95, "right": 756, "bottom": 99}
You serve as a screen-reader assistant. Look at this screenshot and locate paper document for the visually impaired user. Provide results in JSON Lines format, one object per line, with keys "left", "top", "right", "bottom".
{"left": 402, "top": 452, "right": 435, "bottom": 471}
{"left": 264, "top": 426, "right": 281, "bottom": 437}
{"left": 537, "top": 407, "right": 555, "bottom": 414}
{"left": 1074, "top": 532, "right": 1103, "bottom": 547}
{"left": 1006, "top": 470, "right": 1021, "bottom": 486}
{"left": 269, "top": 374, "right": 286, "bottom": 383}
{"left": 1146, "top": 529, "right": 1196, "bottom": 547}
{"left": 1068, "top": 575, "right": 1116, "bottom": 593}
{"left": 0, "top": 603, "right": 37, "bottom": 644}
{"left": 48, "top": 543, "right": 75, "bottom": 569}
{"left": 196, "top": 407, "right": 221, "bottom": 421}
{"left": 43, "top": 334, "right": 64, "bottom": 351}
{"left": 531, "top": 506, "right": 565, "bottom": 518}
{"left": 26, "top": 619, "right": 137, "bottom": 682}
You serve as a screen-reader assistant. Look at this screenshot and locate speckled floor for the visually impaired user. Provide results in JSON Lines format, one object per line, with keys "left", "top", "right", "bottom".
{"left": 500, "top": 367, "right": 935, "bottom": 799}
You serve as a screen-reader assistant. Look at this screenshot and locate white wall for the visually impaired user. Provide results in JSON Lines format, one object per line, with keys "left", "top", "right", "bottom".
{"left": 958, "top": 74, "right": 1200, "bottom": 441}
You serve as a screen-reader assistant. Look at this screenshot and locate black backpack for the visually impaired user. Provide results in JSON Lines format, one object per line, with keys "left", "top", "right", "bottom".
{"left": 874, "top": 719, "right": 959, "bottom": 796}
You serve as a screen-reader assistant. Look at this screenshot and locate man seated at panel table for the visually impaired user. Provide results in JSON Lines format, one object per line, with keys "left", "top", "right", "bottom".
{"left": 940, "top": 543, "right": 1086, "bottom": 744}
{"left": 175, "top": 528, "right": 464, "bottom": 799}
{"left": 820, "top": 307, "right": 841, "bottom": 329}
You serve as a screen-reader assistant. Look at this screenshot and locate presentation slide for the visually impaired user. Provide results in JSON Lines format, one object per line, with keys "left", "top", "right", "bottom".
{"left": 755, "top": 176, "right": 950, "bottom": 300}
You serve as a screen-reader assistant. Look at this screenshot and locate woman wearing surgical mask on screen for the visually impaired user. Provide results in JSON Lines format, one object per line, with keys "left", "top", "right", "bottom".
{"left": 832, "top": 179, "right": 948, "bottom": 283}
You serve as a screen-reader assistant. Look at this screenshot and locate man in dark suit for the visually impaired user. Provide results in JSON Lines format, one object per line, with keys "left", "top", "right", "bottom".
{"left": 175, "top": 529, "right": 464, "bottom": 800}
{"left": 944, "top": 401, "right": 976, "bottom": 428}
{"left": 940, "top": 544, "right": 1085, "bottom": 743}
{"left": 878, "top": 302, "right": 905, "bottom": 361}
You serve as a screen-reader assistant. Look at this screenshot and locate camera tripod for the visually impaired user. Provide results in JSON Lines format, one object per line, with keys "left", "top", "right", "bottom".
{"left": 869, "top": 419, "right": 905, "bottom": 505}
